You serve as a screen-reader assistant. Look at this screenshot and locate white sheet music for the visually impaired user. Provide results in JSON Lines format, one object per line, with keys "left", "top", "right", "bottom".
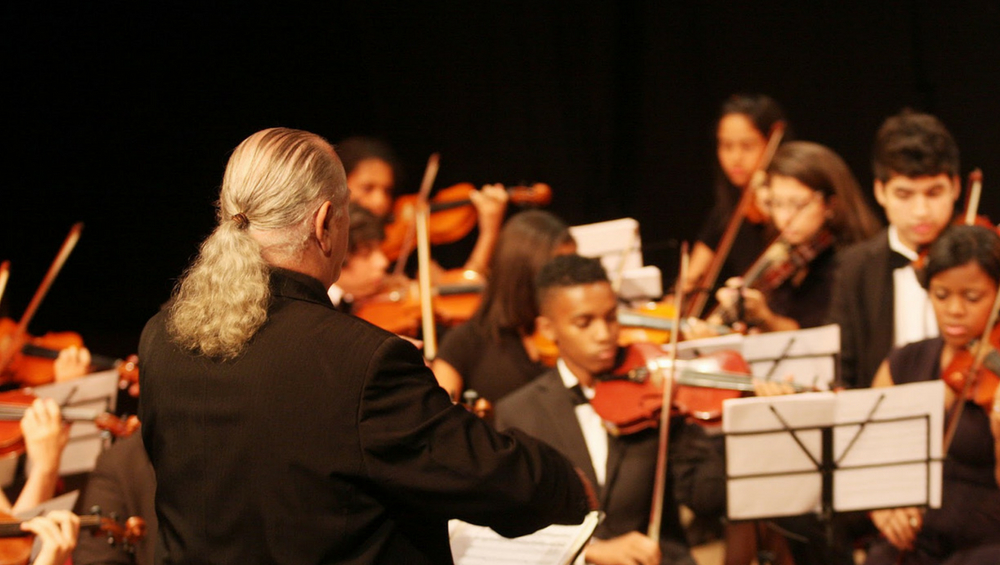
{"left": 450, "top": 512, "right": 601, "bottom": 565}
{"left": 723, "top": 380, "right": 943, "bottom": 520}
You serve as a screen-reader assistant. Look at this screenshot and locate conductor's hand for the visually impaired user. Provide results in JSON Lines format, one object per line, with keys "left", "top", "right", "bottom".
{"left": 870, "top": 507, "right": 922, "bottom": 551}
{"left": 585, "top": 532, "right": 661, "bottom": 565}
{"left": 20, "top": 510, "right": 80, "bottom": 565}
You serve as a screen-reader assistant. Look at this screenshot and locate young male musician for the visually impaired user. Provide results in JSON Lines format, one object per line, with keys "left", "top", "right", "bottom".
{"left": 829, "top": 110, "right": 961, "bottom": 389}
{"left": 495, "top": 254, "right": 694, "bottom": 565}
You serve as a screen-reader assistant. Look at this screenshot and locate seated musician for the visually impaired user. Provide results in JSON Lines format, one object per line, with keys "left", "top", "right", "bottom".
{"left": 336, "top": 135, "right": 509, "bottom": 277}
{"left": 432, "top": 210, "right": 576, "bottom": 404}
{"left": 682, "top": 94, "right": 788, "bottom": 298}
{"left": 326, "top": 202, "right": 390, "bottom": 315}
{"left": 829, "top": 110, "right": 961, "bottom": 389}
{"left": 495, "top": 254, "right": 694, "bottom": 565}
{"left": 707, "top": 141, "right": 880, "bottom": 333}
{"left": 864, "top": 224, "right": 1000, "bottom": 565}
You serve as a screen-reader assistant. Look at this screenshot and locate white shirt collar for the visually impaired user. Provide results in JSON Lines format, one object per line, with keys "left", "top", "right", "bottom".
{"left": 327, "top": 283, "right": 345, "bottom": 307}
{"left": 888, "top": 225, "right": 919, "bottom": 262}
{"left": 556, "top": 359, "right": 595, "bottom": 400}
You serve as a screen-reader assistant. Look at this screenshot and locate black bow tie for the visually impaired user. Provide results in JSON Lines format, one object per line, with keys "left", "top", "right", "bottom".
{"left": 567, "top": 384, "right": 589, "bottom": 406}
{"left": 889, "top": 250, "right": 912, "bottom": 270}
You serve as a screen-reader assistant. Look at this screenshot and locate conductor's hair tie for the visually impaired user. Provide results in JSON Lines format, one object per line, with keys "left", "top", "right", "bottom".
{"left": 232, "top": 213, "right": 250, "bottom": 230}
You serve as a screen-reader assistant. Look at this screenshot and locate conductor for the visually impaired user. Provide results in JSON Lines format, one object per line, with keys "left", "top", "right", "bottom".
{"left": 138, "top": 128, "right": 593, "bottom": 564}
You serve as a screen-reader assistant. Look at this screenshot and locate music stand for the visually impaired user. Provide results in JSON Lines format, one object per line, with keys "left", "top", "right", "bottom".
{"left": 724, "top": 380, "right": 943, "bottom": 552}
{"left": 569, "top": 218, "right": 662, "bottom": 301}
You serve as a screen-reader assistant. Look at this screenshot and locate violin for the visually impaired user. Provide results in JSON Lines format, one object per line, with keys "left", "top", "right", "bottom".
{"left": 353, "top": 270, "right": 484, "bottom": 336}
{"left": 0, "top": 510, "right": 145, "bottom": 565}
{"left": 0, "top": 390, "right": 140, "bottom": 456}
{"left": 941, "top": 308, "right": 1000, "bottom": 413}
{"left": 589, "top": 343, "right": 756, "bottom": 435}
{"left": 381, "top": 182, "right": 552, "bottom": 262}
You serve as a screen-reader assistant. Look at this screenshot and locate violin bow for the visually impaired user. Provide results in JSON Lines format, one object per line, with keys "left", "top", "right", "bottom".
{"left": 414, "top": 154, "right": 440, "bottom": 360}
{"left": 943, "top": 279, "right": 1000, "bottom": 453}
{"left": 686, "top": 122, "right": 786, "bottom": 319}
{"left": 962, "top": 168, "right": 983, "bottom": 226}
{"left": 0, "top": 223, "right": 83, "bottom": 376}
{"left": 648, "top": 241, "right": 687, "bottom": 540}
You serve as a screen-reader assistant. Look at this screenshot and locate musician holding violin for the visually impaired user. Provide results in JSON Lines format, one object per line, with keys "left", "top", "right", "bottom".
{"left": 829, "top": 110, "right": 962, "bottom": 390}
{"left": 337, "top": 135, "right": 509, "bottom": 277}
{"left": 432, "top": 210, "right": 576, "bottom": 404}
{"left": 496, "top": 254, "right": 694, "bottom": 565}
{"left": 326, "top": 204, "right": 391, "bottom": 312}
{"left": 706, "top": 141, "right": 880, "bottom": 333}
{"left": 681, "top": 94, "right": 788, "bottom": 299}
{"left": 864, "top": 224, "right": 1000, "bottom": 565}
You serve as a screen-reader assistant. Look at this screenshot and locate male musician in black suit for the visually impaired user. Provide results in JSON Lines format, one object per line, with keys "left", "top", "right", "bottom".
{"left": 495, "top": 254, "right": 694, "bottom": 565}
{"left": 829, "top": 110, "right": 960, "bottom": 389}
{"left": 139, "top": 128, "right": 594, "bottom": 564}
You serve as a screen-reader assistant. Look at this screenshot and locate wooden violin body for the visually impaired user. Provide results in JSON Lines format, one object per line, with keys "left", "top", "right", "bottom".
{"left": 354, "top": 270, "right": 484, "bottom": 336}
{"left": 381, "top": 182, "right": 552, "bottom": 262}
{"left": 590, "top": 343, "right": 755, "bottom": 435}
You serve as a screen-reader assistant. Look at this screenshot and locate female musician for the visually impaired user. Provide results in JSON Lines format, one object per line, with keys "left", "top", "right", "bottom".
{"left": 865, "top": 224, "right": 1000, "bottom": 565}
{"left": 682, "top": 94, "right": 788, "bottom": 298}
{"left": 336, "top": 136, "right": 508, "bottom": 276}
{"left": 327, "top": 203, "right": 390, "bottom": 313}
{"left": 710, "top": 141, "right": 880, "bottom": 332}
{"left": 432, "top": 210, "right": 575, "bottom": 404}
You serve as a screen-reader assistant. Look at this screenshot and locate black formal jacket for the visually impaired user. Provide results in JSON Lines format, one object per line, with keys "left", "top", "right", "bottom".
{"left": 828, "top": 229, "right": 894, "bottom": 389}
{"left": 494, "top": 370, "right": 690, "bottom": 558}
{"left": 139, "top": 269, "right": 589, "bottom": 565}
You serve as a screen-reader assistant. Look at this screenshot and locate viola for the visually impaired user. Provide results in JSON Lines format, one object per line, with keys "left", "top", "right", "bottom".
{"left": 0, "top": 510, "right": 145, "bottom": 565}
{"left": 381, "top": 182, "right": 552, "bottom": 262}
{"left": 589, "top": 343, "right": 758, "bottom": 435}
{"left": 0, "top": 390, "right": 140, "bottom": 456}
{"left": 942, "top": 317, "right": 1000, "bottom": 413}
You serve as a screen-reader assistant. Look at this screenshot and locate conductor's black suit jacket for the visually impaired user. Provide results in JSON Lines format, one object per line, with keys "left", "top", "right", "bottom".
{"left": 139, "top": 269, "right": 589, "bottom": 565}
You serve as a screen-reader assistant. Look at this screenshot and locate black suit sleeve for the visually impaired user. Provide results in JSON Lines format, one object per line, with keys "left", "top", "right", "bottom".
{"left": 828, "top": 246, "right": 864, "bottom": 389}
{"left": 357, "top": 336, "right": 590, "bottom": 537}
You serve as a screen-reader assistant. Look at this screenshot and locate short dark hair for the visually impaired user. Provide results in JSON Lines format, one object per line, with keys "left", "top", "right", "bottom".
{"left": 718, "top": 94, "right": 787, "bottom": 139}
{"left": 920, "top": 224, "right": 1000, "bottom": 289}
{"left": 873, "top": 110, "right": 960, "bottom": 183}
{"left": 347, "top": 202, "right": 385, "bottom": 258}
{"left": 535, "top": 254, "right": 610, "bottom": 312}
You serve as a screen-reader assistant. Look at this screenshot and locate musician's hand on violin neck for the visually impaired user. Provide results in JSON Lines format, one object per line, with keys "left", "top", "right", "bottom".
{"left": 20, "top": 399, "right": 68, "bottom": 474}
{"left": 585, "top": 531, "right": 661, "bottom": 565}
{"left": 752, "top": 377, "right": 797, "bottom": 397}
{"left": 53, "top": 345, "right": 91, "bottom": 382}
{"left": 19, "top": 510, "right": 80, "bottom": 565}
{"left": 469, "top": 183, "right": 509, "bottom": 235}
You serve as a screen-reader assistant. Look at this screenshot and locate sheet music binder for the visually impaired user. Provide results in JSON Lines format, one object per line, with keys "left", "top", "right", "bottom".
{"left": 450, "top": 511, "right": 601, "bottom": 565}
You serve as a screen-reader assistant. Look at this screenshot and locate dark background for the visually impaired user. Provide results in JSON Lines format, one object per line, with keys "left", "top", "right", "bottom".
{"left": 4, "top": 1, "right": 999, "bottom": 357}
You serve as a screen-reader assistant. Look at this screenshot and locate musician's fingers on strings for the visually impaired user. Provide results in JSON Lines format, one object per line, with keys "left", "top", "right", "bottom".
{"left": 752, "top": 377, "right": 796, "bottom": 397}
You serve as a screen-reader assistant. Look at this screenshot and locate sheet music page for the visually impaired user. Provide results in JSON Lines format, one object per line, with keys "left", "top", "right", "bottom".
{"left": 450, "top": 512, "right": 601, "bottom": 565}
{"left": 31, "top": 370, "right": 120, "bottom": 475}
{"left": 742, "top": 325, "right": 840, "bottom": 391}
{"left": 723, "top": 392, "right": 835, "bottom": 519}
{"left": 675, "top": 333, "right": 745, "bottom": 359}
{"left": 832, "top": 380, "right": 944, "bottom": 511}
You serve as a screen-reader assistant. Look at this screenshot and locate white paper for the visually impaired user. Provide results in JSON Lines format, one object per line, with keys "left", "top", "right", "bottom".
{"left": 569, "top": 218, "right": 643, "bottom": 274}
{"left": 723, "top": 381, "right": 943, "bottom": 520}
{"left": 742, "top": 325, "right": 840, "bottom": 391}
{"left": 450, "top": 511, "right": 601, "bottom": 565}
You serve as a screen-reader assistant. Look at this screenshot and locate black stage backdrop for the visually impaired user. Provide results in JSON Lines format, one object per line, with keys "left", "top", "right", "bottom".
{"left": 4, "top": 2, "right": 999, "bottom": 356}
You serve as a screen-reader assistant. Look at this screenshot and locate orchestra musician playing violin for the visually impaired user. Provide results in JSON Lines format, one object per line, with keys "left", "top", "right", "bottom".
{"left": 830, "top": 110, "right": 961, "bottom": 389}
{"left": 326, "top": 203, "right": 390, "bottom": 315}
{"left": 139, "top": 127, "right": 595, "bottom": 564}
{"left": 864, "top": 224, "right": 1000, "bottom": 565}
{"left": 432, "top": 210, "right": 576, "bottom": 404}
{"left": 706, "top": 141, "right": 880, "bottom": 333}
{"left": 1, "top": 399, "right": 68, "bottom": 516}
{"left": 681, "top": 94, "right": 789, "bottom": 299}
{"left": 336, "top": 135, "right": 509, "bottom": 277}
{"left": 495, "top": 254, "right": 694, "bottom": 565}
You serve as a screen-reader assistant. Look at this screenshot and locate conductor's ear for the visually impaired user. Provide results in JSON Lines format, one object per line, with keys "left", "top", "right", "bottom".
{"left": 314, "top": 200, "right": 335, "bottom": 252}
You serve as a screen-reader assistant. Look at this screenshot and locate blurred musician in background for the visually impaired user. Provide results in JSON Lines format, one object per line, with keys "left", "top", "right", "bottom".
{"left": 432, "top": 210, "right": 576, "bottom": 404}
{"left": 829, "top": 110, "right": 961, "bottom": 389}
{"left": 681, "top": 94, "right": 788, "bottom": 300}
